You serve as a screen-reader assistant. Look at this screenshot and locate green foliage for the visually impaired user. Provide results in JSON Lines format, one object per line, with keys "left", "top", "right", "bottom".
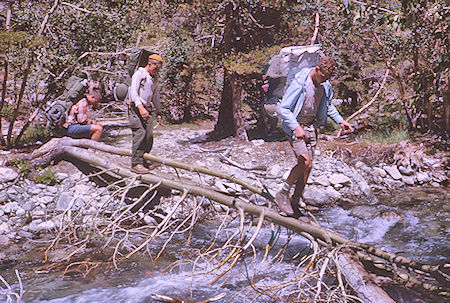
{"left": 34, "top": 167, "right": 59, "bottom": 185}
{"left": 20, "top": 125, "right": 51, "bottom": 145}
{"left": 8, "top": 158, "right": 31, "bottom": 176}
{"left": 356, "top": 128, "right": 409, "bottom": 145}
{"left": 0, "top": 104, "right": 14, "bottom": 120}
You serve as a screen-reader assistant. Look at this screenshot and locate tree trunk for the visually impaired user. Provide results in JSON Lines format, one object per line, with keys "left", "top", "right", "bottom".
{"left": 209, "top": 71, "right": 246, "bottom": 141}
{"left": 209, "top": 1, "right": 247, "bottom": 141}
{"left": 338, "top": 250, "right": 395, "bottom": 303}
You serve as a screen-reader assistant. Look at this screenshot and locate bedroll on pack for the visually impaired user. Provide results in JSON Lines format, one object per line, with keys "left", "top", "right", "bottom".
{"left": 44, "top": 75, "right": 88, "bottom": 127}
{"left": 263, "top": 44, "right": 324, "bottom": 104}
{"left": 113, "top": 47, "right": 156, "bottom": 102}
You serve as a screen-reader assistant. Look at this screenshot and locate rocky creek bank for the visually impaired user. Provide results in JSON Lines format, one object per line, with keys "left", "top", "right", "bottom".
{"left": 0, "top": 124, "right": 448, "bottom": 261}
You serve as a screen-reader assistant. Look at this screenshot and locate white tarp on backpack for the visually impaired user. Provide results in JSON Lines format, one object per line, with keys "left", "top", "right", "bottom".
{"left": 263, "top": 44, "right": 323, "bottom": 101}
{"left": 266, "top": 44, "right": 322, "bottom": 77}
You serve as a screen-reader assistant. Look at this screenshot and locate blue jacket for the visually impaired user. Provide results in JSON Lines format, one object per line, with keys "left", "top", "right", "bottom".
{"left": 278, "top": 67, "right": 343, "bottom": 137}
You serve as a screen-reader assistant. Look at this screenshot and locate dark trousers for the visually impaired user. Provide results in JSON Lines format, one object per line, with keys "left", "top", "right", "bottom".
{"left": 129, "top": 105, "right": 154, "bottom": 166}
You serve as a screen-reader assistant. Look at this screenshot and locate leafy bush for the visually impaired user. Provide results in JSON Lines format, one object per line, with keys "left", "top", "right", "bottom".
{"left": 356, "top": 128, "right": 409, "bottom": 145}
{"left": 20, "top": 125, "right": 51, "bottom": 145}
{"left": 8, "top": 157, "right": 31, "bottom": 176}
{"left": 34, "top": 168, "right": 59, "bottom": 185}
{"left": 0, "top": 104, "right": 14, "bottom": 121}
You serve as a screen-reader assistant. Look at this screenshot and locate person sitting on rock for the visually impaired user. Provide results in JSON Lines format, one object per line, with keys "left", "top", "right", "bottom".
{"left": 65, "top": 89, "right": 103, "bottom": 141}
{"left": 275, "top": 56, "right": 354, "bottom": 217}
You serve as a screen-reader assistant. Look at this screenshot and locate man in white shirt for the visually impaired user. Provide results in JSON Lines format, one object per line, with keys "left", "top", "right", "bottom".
{"left": 129, "top": 54, "right": 164, "bottom": 174}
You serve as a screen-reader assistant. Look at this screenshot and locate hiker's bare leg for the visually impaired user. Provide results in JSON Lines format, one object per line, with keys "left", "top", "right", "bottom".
{"left": 90, "top": 124, "right": 103, "bottom": 142}
{"left": 288, "top": 154, "right": 311, "bottom": 211}
{"left": 286, "top": 153, "right": 311, "bottom": 187}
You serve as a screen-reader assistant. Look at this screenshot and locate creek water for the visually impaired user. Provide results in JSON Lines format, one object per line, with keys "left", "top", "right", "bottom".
{"left": 2, "top": 186, "right": 448, "bottom": 303}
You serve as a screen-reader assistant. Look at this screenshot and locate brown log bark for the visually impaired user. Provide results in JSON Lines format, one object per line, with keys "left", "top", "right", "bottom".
{"left": 338, "top": 250, "right": 395, "bottom": 303}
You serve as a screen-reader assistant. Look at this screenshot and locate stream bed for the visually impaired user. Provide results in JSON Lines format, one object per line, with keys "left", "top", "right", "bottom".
{"left": 1, "top": 186, "right": 448, "bottom": 302}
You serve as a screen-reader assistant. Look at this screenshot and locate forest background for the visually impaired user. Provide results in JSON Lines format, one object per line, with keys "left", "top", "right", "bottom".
{"left": 0, "top": 0, "right": 448, "bottom": 149}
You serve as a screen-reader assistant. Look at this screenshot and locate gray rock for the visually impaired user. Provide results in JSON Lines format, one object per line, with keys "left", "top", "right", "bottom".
{"left": 313, "top": 175, "right": 330, "bottom": 186}
{"left": 383, "top": 165, "right": 402, "bottom": 180}
{"left": 303, "top": 186, "right": 341, "bottom": 206}
{"left": 28, "top": 186, "right": 42, "bottom": 195}
{"left": 402, "top": 175, "right": 415, "bottom": 185}
{"left": 354, "top": 161, "right": 367, "bottom": 169}
{"left": 0, "top": 234, "right": 10, "bottom": 246}
{"left": 329, "top": 173, "right": 351, "bottom": 185}
{"left": 22, "top": 201, "right": 36, "bottom": 211}
{"left": 6, "top": 202, "right": 20, "bottom": 212}
{"left": 0, "top": 192, "right": 7, "bottom": 204}
{"left": 416, "top": 172, "right": 431, "bottom": 184}
{"left": 18, "top": 230, "right": 33, "bottom": 239}
{"left": 384, "top": 179, "right": 404, "bottom": 188}
{"left": 249, "top": 194, "right": 269, "bottom": 206}
{"left": 372, "top": 167, "right": 387, "bottom": 177}
{"left": 0, "top": 167, "right": 19, "bottom": 183}
{"left": 74, "top": 197, "right": 86, "bottom": 209}
{"left": 0, "top": 222, "right": 10, "bottom": 235}
{"left": 15, "top": 208, "right": 26, "bottom": 216}
{"left": 350, "top": 205, "right": 381, "bottom": 220}
{"left": 56, "top": 192, "right": 74, "bottom": 210}
{"left": 251, "top": 139, "right": 265, "bottom": 146}
{"left": 56, "top": 173, "right": 69, "bottom": 181}
{"left": 333, "top": 183, "right": 344, "bottom": 190}
{"left": 0, "top": 209, "right": 4, "bottom": 217}
{"left": 29, "top": 220, "right": 56, "bottom": 233}
{"left": 398, "top": 165, "right": 414, "bottom": 176}
{"left": 2, "top": 205, "right": 11, "bottom": 214}
{"left": 269, "top": 164, "right": 282, "bottom": 176}
{"left": 350, "top": 170, "right": 372, "bottom": 196}
{"left": 143, "top": 215, "right": 157, "bottom": 225}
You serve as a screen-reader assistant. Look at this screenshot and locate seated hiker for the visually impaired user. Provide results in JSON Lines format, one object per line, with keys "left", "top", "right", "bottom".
{"left": 65, "top": 89, "right": 103, "bottom": 141}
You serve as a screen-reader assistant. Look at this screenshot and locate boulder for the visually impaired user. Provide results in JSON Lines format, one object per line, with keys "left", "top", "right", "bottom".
{"left": 372, "top": 167, "right": 387, "bottom": 177}
{"left": 329, "top": 173, "right": 352, "bottom": 185}
{"left": 0, "top": 167, "right": 19, "bottom": 183}
{"left": 398, "top": 165, "right": 414, "bottom": 176}
{"left": 56, "top": 192, "right": 74, "bottom": 210}
{"left": 416, "top": 172, "right": 431, "bottom": 184}
{"left": 383, "top": 165, "right": 402, "bottom": 180}
{"left": 303, "top": 186, "right": 342, "bottom": 206}
{"left": 313, "top": 175, "right": 330, "bottom": 186}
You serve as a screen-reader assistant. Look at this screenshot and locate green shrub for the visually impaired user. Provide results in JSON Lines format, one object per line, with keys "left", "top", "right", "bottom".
{"left": 34, "top": 167, "right": 59, "bottom": 185}
{"left": 21, "top": 125, "right": 51, "bottom": 145}
{"left": 356, "top": 128, "right": 409, "bottom": 145}
{"left": 8, "top": 157, "right": 30, "bottom": 176}
{"left": 0, "top": 104, "right": 14, "bottom": 120}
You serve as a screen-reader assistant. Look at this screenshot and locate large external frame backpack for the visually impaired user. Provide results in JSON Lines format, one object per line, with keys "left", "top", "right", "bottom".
{"left": 113, "top": 46, "right": 156, "bottom": 102}
{"left": 44, "top": 76, "right": 88, "bottom": 127}
{"left": 263, "top": 44, "right": 324, "bottom": 104}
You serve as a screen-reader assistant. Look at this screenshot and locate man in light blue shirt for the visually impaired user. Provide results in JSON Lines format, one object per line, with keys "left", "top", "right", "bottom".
{"left": 275, "top": 56, "right": 353, "bottom": 217}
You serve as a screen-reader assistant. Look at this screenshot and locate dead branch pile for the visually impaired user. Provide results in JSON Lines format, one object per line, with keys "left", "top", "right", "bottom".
{"left": 26, "top": 137, "right": 448, "bottom": 302}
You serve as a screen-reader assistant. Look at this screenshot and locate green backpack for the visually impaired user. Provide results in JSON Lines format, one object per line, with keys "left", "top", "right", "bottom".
{"left": 44, "top": 76, "right": 88, "bottom": 127}
{"left": 113, "top": 47, "right": 156, "bottom": 102}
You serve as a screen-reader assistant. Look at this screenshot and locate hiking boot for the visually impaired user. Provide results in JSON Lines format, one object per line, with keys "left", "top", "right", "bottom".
{"left": 131, "top": 164, "right": 149, "bottom": 174}
{"left": 275, "top": 191, "right": 294, "bottom": 216}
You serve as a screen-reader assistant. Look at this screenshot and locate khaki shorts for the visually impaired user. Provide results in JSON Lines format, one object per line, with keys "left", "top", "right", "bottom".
{"left": 289, "top": 125, "right": 317, "bottom": 159}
